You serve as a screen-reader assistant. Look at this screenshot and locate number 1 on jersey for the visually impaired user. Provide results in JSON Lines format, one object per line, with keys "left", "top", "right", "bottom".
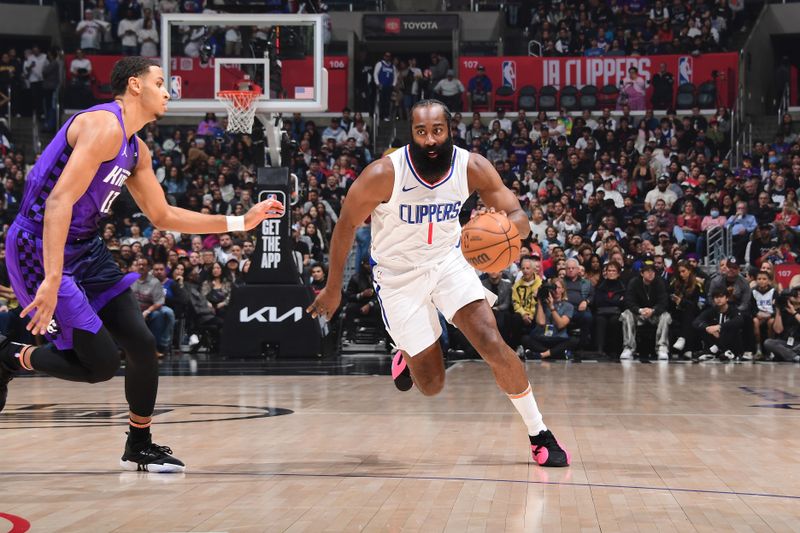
{"left": 427, "top": 222, "right": 433, "bottom": 245}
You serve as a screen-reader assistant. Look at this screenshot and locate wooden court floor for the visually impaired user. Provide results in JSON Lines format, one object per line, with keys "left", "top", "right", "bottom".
{"left": 1, "top": 359, "right": 799, "bottom": 532}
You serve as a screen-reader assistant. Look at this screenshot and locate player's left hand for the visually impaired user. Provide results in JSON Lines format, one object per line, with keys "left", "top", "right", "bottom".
{"left": 244, "top": 198, "right": 285, "bottom": 230}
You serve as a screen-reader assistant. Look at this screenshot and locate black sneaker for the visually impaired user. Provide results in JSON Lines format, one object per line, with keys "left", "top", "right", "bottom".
{"left": 120, "top": 437, "right": 186, "bottom": 473}
{"left": 0, "top": 334, "right": 16, "bottom": 413}
{"left": 530, "top": 429, "right": 571, "bottom": 467}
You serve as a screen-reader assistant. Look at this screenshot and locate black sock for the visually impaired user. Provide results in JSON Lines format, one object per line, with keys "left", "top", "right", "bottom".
{"left": 127, "top": 424, "right": 152, "bottom": 448}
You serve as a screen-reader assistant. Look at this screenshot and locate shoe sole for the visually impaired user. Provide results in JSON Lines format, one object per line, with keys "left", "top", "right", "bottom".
{"left": 120, "top": 459, "right": 186, "bottom": 473}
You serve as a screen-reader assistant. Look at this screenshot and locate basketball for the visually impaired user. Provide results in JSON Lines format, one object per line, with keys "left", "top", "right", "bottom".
{"left": 460, "top": 212, "right": 521, "bottom": 273}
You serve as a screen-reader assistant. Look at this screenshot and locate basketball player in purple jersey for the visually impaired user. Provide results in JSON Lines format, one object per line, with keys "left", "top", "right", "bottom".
{"left": 0, "top": 57, "right": 284, "bottom": 472}
{"left": 308, "top": 100, "right": 569, "bottom": 467}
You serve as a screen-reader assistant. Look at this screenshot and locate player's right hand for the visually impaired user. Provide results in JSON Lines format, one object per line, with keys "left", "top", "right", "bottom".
{"left": 21, "top": 278, "right": 60, "bottom": 336}
{"left": 307, "top": 287, "right": 341, "bottom": 321}
{"left": 244, "top": 198, "right": 285, "bottom": 230}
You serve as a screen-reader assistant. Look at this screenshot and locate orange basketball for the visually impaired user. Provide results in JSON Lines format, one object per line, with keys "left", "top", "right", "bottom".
{"left": 461, "top": 212, "right": 521, "bottom": 273}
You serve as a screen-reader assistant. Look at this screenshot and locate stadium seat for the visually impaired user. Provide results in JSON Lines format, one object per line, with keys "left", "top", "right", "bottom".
{"left": 676, "top": 83, "right": 697, "bottom": 109}
{"left": 598, "top": 84, "right": 620, "bottom": 110}
{"left": 494, "top": 86, "right": 516, "bottom": 111}
{"left": 539, "top": 85, "right": 558, "bottom": 112}
{"left": 697, "top": 81, "right": 717, "bottom": 109}
{"left": 560, "top": 85, "right": 579, "bottom": 111}
{"left": 579, "top": 85, "right": 598, "bottom": 110}
{"left": 517, "top": 85, "right": 537, "bottom": 112}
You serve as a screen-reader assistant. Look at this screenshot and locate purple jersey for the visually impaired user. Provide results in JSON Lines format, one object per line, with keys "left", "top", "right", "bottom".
{"left": 18, "top": 101, "right": 138, "bottom": 239}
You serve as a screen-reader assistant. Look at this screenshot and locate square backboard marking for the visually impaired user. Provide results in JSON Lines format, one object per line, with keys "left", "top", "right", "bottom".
{"left": 160, "top": 13, "right": 327, "bottom": 114}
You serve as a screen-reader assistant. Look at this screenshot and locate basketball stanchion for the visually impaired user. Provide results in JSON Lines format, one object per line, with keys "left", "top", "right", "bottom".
{"left": 219, "top": 167, "right": 327, "bottom": 358}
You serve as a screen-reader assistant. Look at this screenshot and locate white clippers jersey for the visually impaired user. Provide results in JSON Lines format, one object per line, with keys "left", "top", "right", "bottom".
{"left": 370, "top": 145, "right": 471, "bottom": 270}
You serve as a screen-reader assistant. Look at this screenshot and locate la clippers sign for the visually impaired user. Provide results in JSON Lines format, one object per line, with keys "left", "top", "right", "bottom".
{"left": 460, "top": 53, "right": 738, "bottom": 107}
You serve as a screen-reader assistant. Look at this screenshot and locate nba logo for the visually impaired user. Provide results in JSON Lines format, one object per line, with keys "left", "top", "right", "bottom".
{"left": 678, "top": 57, "right": 693, "bottom": 85}
{"left": 502, "top": 61, "right": 517, "bottom": 90}
{"left": 170, "top": 75, "right": 182, "bottom": 100}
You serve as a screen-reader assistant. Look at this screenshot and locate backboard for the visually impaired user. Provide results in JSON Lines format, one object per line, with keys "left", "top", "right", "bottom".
{"left": 160, "top": 13, "right": 328, "bottom": 114}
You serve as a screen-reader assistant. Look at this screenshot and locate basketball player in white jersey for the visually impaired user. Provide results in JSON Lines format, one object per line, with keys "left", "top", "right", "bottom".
{"left": 308, "top": 100, "right": 569, "bottom": 467}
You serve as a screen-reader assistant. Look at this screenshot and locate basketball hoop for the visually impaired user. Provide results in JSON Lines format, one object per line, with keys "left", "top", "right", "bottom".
{"left": 216, "top": 87, "right": 263, "bottom": 134}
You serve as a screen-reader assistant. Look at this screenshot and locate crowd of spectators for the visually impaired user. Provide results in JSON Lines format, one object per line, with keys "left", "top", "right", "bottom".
{"left": 513, "top": 0, "right": 746, "bottom": 57}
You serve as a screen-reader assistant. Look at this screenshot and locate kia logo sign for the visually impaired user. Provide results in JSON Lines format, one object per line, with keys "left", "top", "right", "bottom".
{"left": 240, "top": 306, "right": 303, "bottom": 323}
{"left": 385, "top": 17, "right": 400, "bottom": 34}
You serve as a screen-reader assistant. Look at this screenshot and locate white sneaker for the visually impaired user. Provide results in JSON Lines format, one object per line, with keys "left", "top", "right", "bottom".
{"left": 741, "top": 352, "right": 754, "bottom": 361}
{"left": 793, "top": 355, "right": 800, "bottom": 363}
{"left": 682, "top": 351, "right": 693, "bottom": 360}
{"left": 720, "top": 350, "right": 735, "bottom": 361}
{"left": 672, "top": 337, "right": 686, "bottom": 351}
{"left": 188, "top": 334, "right": 200, "bottom": 347}
{"left": 698, "top": 353, "right": 715, "bottom": 361}
{"left": 516, "top": 345, "right": 525, "bottom": 358}
{"left": 620, "top": 349, "right": 633, "bottom": 360}
{"left": 709, "top": 344, "right": 719, "bottom": 354}
{"left": 657, "top": 346, "right": 669, "bottom": 360}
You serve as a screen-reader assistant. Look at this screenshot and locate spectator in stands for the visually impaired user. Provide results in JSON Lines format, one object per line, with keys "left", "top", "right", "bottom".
{"left": 651, "top": 63, "right": 674, "bottom": 109}
{"left": 764, "top": 286, "right": 800, "bottom": 362}
{"left": 308, "top": 263, "right": 327, "bottom": 296}
{"left": 342, "top": 258, "right": 381, "bottom": 340}
{"left": 512, "top": 255, "right": 542, "bottom": 352}
{"left": 138, "top": 17, "right": 159, "bottom": 58}
{"left": 23, "top": 46, "right": 47, "bottom": 118}
{"left": 669, "top": 259, "right": 704, "bottom": 358}
{"left": 132, "top": 257, "right": 174, "bottom": 357}
{"left": 483, "top": 271, "right": 512, "bottom": 343}
{"left": 118, "top": 9, "right": 143, "bottom": 56}
{"left": 522, "top": 278, "right": 578, "bottom": 360}
{"left": 726, "top": 201, "right": 757, "bottom": 261}
{"left": 593, "top": 260, "right": 626, "bottom": 356}
{"left": 434, "top": 70, "right": 465, "bottom": 113}
{"left": 42, "top": 48, "right": 62, "bottom": 132}
{"left": 619, "top": 66, "right": 647, "bottom": 111}
{"left": 563, "top": 258, "right": 593, "bottom": 349}
{"left": 429, "top": 53, "right": 450, "bottom": 89}
{"left": 76, "top": 9, "right": 106, "bottom": 53}
{"left": 467, "top": 65, "right": 492, "bottom": 111}
{"left": 620, "top": 257, "right": 671, "bottom": 360}
{"left": 201, "top": 262, "right": 232, "bottom": 318}
{"left": 373, "top": 52, "right": 396, "bottom": 122}
{"left": 695, "top": 287, "right": 746, "bottom": 361}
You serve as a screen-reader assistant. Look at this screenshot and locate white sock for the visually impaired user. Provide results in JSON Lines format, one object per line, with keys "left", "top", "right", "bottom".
{"left": 508, "top": 382, "right": 547, "bottom": 436}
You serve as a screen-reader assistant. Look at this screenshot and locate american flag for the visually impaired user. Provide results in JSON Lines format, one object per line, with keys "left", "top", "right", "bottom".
{"left": 294, "top": 86, "right": 314, "bottom": 100}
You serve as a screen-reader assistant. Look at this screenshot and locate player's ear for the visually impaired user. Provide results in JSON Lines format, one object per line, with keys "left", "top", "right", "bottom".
{"left": 128, "top": 75, "right": 142, "bottom": 96}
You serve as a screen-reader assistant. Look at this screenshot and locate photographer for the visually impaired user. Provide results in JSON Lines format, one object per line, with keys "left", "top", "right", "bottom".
{"left": 520, "top": 279, "right": 578, "bottom": 360}
{"left": 763, "top": 286, "right": 800, "bottom": 362}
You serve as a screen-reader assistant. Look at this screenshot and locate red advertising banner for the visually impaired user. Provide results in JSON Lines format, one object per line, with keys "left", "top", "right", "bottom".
{"left": 459, "top": 53, "right": 738, "bottom": 108}
{"left": 775, "top": 264, "right": 800, "bottom": 289}
{"left": 66, "top": 55, "right": 349, "bottom": 114}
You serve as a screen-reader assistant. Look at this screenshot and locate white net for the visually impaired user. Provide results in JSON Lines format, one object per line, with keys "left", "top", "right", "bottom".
{"left": 217, "top": 90, "right": 261, "bottom": 134}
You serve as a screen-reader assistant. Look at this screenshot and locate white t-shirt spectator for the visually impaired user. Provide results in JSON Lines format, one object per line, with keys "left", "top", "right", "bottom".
{"left": 347, "top": 125, "right": 370, "bottom": 147}
{"left": 76, "top": 19, "right": 104, "bottom": 50}
{"left": 138, "top": 26, "right": 160, "bottom": 57}
{"left": 24, "top": 52, "right": 47, "bottom": 84}
{"left": 70, "top": 57, "right": 93, "bottom": 77}
{"left": 118, "top": 17, "right": 144, "bottom": 48}
{"left": 434, "top": 77, "right": 465, "bottom": 98}
{"left": 496, "top": 116, "right": 513, "bottom": 133}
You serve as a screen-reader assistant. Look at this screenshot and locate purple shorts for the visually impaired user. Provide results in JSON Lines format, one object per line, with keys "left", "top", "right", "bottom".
{"left": 5, "top": 221, "right": 137, "bottom": 350}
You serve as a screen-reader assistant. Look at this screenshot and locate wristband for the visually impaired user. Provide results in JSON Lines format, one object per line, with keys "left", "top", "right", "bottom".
{"left": 226, "top": 215, "right": 245, "bottom": 232}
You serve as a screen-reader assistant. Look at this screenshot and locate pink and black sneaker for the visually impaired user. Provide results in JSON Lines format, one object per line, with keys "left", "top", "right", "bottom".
{"left": 530, "top": 429, "right": 571, "bottom": 467}
{"left": 391, "top": 350, "right": 413, "bottom": 391}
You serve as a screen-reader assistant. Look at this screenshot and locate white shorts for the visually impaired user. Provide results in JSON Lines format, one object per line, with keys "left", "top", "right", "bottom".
{"left": 371, "top": 249, "right": 498, "bottom": 357}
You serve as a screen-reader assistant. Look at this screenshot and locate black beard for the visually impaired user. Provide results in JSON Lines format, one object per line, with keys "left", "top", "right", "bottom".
{"left": 409, "top": 136, "right": 454, "bottom": 183}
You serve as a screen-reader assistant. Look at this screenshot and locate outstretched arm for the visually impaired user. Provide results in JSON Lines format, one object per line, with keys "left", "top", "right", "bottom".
{"left": 126, "top": 137, "right": 284, "bottom": 233}
{"left": 467, "top": 152, "right": 531, "bottom": 240}
{"left": 307, "top": 156, "right": 395, "bottom": 319}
